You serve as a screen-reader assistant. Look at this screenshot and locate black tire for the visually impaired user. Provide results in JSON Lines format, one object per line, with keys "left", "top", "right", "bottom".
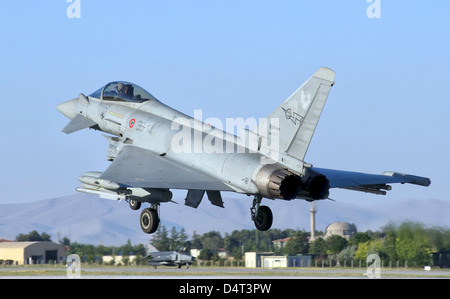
{"left": 254, "top": 205, "right": 273, "bottom": 231}
{"left": 129, "top": 199, "right": 141, "bottom": 210}
{"left": 140, "top": 208, "right": 160, "bottom": 234}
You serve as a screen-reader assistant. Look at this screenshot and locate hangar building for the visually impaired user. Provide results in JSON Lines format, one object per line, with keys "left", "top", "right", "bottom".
{"left": 0, "top": 242, "right": 66, "bottom": 265}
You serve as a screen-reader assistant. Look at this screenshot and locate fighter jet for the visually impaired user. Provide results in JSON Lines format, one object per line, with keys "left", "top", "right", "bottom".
{"left": 56, "top": 67, "right": 431, "bottom": 234}
{"left": 144, "top": 244, "right": 195, "bottom": 269}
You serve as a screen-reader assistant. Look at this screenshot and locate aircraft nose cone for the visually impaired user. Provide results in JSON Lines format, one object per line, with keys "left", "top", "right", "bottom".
{"left": 56, "top": 98, "right": 78, "bottom": 119}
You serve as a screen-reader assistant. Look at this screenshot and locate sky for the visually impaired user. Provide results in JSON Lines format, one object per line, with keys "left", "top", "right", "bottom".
{"left": 0, "top": 1, "right": 448, "bottom": 214}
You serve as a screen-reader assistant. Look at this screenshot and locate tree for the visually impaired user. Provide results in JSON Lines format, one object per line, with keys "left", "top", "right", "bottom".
{"left": 40, "top": 232, "right": 52, "bottom": 241}
{"left": 349, "top": 232, "right": 372, "bottom": 246}
{"left": 354, "top": 239, "right": 384, "bottom": 262}
{"left": 15, "top": 230, "right": 52, "bottom": 242}
{"left": 231, "top": 247, "right": 243, "bottom": 260}
{"left": 198, "top": 248, "right": 212, "bottom": 260}
{"left": 201, "top": 231, "right": 223, "bottom": 251}
{"left": 337, "top": 245, "right": 357, "bottom": 262}
{"left": 395, "top": 222, "right": 432, "bottom": 266}
{"left": 121, "top": 239, "right": 133, "bottom": 256}
{"left": 170, "top": 227, "right": 179, "bottom": 251}
{"left": 178, "top": 228, "right": 189, "bottom": 247}
{"left": 151, "top": 225, "right": 170, "bottom": 251}
{"left": 223, "top": 228, "right": 292, "bottom": 257}
{"left": 324, "top": 235, "right": 348, "bottom": 254}
{"left": 59, "top": 236, "right": 71, "bottom": 247}
{"left": 191, "top": 231, "right": 203, "bottom": 249}
{"left": 283, "top": 232, "right": 309, "bottom": 255}
{"left": 149, "top": 226, "right": 192, "bottom": 253}
{"left": 382, "top": 223, "right": 398, "bottom": 262}
{"left": 396, "top": 238, "right": 431, "bottom": 266}
{"left": 309, "top": 237, "right": 326, "bottom": 255}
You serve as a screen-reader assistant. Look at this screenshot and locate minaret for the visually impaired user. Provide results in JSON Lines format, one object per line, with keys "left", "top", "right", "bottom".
{"left": 310, "top": 202, "right": 316, "bottom": 241}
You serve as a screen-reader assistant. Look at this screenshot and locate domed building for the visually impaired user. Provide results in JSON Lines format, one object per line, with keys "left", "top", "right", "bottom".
{"left": 324, "top": 222, "right": 357, "bottom": 239}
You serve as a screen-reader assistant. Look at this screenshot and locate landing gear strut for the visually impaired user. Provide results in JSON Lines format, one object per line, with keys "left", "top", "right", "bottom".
{"left": 140, "top": 204, "right": 160, "bottom": 234}
{"left": 250, "top": 196, "right": 273, "bottom": 231}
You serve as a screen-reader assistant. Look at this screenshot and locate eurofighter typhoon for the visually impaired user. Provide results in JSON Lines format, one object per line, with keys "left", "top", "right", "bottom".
{"left": 56, "top": 67, "right": 431, "bottom": 234}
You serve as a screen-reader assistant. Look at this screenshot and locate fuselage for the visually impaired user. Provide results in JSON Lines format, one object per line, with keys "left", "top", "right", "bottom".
{"left": 57, "top": 81, "right": 329, "bottom": 203}
{"left": 147, "top": 251, "right": 195, "bottom": 267}
{"left": 88, "top": 94, "right": 263, "bottom": 195}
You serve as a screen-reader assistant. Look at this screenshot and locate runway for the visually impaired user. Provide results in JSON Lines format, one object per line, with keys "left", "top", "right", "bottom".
{"left": 1, "top": 266, "right": 450, "bottom": 279}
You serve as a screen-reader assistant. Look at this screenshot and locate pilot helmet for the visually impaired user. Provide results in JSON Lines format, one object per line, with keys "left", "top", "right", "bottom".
{"left": 117, "top": 83, "right": 125, "bottom": 93}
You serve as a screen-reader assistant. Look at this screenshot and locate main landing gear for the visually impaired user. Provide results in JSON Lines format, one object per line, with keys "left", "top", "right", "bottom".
{"left": 129, "top": 199, "right": 141, "bottom": 210}
{"left": 128, "top": 198, "right": 160, "bottom": 234}
{"left": 140, "top": 207, "right": 160, "bottom": 234}
{"left": 250, "top": 196, "right": 273, "bottom": 231}
{"left": 131, "top": 196, "right": 274, "bottom": 234}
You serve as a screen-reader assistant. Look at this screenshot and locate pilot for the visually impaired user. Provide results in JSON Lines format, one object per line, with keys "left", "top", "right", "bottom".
{"left": 116, "top": 83, "right": 134, "bottom": 100}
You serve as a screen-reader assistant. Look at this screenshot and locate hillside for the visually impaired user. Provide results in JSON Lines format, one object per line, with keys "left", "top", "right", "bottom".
{"left": 0, "top": 194, "right": 448, "bottom": 246}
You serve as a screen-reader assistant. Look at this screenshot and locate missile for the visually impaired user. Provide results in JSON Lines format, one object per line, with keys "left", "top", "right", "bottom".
{"left": 76, "top": 187, "right": 127, "bottom": 201}
{"left": 78, "top": 173, "right": 121, "bottom": 190}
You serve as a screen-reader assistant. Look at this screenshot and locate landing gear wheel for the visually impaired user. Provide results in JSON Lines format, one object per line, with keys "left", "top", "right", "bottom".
{"left": 140, "top": 208, "right": 160, "bottom": 234}
{"left": 129, "top": 199, "right": 141, "bottom": 210}
{"left": 254, "top": 205, "right": 273, "bottom": 231}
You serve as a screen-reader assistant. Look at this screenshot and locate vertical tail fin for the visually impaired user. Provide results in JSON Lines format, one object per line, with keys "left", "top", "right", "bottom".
{"left": 146, "top": 244, "right": 159, "bottom": 255}
{"left": 256, "top": 67, "right": 335, "bottom": 168}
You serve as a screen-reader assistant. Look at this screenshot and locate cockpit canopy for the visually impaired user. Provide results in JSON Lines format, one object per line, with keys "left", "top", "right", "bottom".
{"left": 89, "top": 81, "right": 157, "bottom": 103}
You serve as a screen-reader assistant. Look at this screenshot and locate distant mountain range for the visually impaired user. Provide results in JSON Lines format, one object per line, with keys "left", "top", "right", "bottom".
{"left": 0, "top": 194, "right": 448, "bottom": 246}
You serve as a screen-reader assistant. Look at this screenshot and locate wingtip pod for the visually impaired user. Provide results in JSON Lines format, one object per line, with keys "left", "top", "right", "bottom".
{"left": 312, "top": 67, "right": 336, "bottom": 83}
{"left": 382, "top": 171, "right": 431, "bottom": 187}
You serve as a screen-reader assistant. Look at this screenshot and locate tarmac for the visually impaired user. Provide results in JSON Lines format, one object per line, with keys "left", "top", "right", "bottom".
{"left": 1, "top": 266, "right": 450, "bottom": 279}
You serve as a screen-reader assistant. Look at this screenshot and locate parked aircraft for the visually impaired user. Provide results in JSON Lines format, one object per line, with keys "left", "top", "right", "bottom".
{"left": 144, "top": 244, "right": 195, "bottom": 269}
